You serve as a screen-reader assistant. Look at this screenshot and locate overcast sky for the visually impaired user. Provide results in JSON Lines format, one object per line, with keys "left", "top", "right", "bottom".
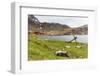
{"left": 35, "top": 15, "right": 88, "bottom": 28}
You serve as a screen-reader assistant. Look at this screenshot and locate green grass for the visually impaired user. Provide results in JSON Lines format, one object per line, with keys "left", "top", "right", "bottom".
{"left": 28, "top": 34, "right": 88, "bottom": 61}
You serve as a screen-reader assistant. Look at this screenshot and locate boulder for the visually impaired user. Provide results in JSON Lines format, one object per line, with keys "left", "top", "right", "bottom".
{"left": 65, "top": 45, "right": 71, "bottom": 48}
{"left": 55, "top": 51, "right": 69, "bottom": 57}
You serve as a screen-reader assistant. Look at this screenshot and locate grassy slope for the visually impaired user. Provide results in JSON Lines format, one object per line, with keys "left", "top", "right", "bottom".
{"left": 28, "top": 34, "right": 88, "bottom": 61}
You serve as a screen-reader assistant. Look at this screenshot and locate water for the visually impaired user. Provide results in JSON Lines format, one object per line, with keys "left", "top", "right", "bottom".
{"left": 38, "top": 35, "right": 88, "bottom": 43}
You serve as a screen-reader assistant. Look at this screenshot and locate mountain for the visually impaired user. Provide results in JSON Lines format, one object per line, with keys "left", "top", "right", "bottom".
{"left": 28, "top": 15, "right": 88, "bottom": 35}
{"left": 71, "top": 24, "right": 88, "bottom": 35}
{"left": 28, "top": 22, "right": 71, "bottom": 35}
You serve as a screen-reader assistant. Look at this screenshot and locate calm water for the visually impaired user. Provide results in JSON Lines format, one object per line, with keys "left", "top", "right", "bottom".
{"left": 38, "top": 35, "right": 88, "bottom": 43}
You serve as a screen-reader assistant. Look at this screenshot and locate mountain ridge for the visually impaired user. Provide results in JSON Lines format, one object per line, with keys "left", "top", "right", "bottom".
{"left": 28, "top": 15, "right": 88, "bottom": 35}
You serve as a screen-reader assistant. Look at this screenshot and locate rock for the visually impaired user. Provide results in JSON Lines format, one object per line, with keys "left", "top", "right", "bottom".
{"left": 55, "top": 51, "right": 69, "bottom": 57}
{"left": 76, "top": 45, "right": 81, "bottom": 48}
{"left": 65, "top": 46, "right": 71, "bottom": 48}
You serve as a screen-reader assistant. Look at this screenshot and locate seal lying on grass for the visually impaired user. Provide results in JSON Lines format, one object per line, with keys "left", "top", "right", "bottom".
{"left": 55, "top": 51, "right": 69, "bottom": 57}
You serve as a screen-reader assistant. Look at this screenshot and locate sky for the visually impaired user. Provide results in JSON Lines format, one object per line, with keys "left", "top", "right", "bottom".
{"left": 34, "top": 15, "right": 88, "bottom": 28}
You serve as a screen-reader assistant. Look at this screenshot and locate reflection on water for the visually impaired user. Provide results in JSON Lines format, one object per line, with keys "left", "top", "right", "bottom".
{"left": 38, "top": 35, "right": 88, "bottom": 43}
